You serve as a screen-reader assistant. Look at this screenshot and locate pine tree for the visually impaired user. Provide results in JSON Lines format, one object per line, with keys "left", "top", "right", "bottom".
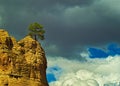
{"left": 28, "top": 22, "right": 45, "bottom": 41}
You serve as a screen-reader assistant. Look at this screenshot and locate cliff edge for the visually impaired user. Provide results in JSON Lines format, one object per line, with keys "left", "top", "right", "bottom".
{"left": 0, "top": 29, "right": 48, "bottom": 86}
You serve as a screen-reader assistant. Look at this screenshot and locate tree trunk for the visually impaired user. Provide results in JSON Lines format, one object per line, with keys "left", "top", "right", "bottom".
{"left": 34, "top": 35, "right": 37, "bottom": 41}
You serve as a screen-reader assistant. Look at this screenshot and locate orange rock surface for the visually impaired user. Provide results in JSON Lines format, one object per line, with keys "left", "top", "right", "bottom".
{"left": 0, "top": 29, "right": 48, "bottom": 86}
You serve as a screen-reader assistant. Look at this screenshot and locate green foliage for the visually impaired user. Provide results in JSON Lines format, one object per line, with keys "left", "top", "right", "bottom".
{"left": 28, "top": 22, "right": 45, "bottom": 40}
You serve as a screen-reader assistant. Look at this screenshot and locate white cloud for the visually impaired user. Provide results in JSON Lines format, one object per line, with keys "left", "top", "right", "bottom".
{"left": 80, "top": 52, "right": 89, "bottom": 58}
{"left": 47, "top": 55, "right": 120, "bottom": 86}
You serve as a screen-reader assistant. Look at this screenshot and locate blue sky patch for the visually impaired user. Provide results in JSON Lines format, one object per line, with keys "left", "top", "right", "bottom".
{"left": 88, "top": 43, "right": 120, "bottom": 58}
{"left": 47, "top": 66, "right": 62, "bottom": 83}
{"left": 107, "top": 43, "right": 120, "bottom": 56}
{"left": 88, "top": 48, "right": 108, "bottom": 58}
{"left": 47, "top": 73, "right": 56, "bottom": 83}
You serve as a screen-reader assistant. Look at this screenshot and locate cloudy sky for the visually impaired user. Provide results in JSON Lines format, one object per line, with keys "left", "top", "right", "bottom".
{"left": 1, "top": 0, "right": 120, "bottom": 85}
{"left": 1, "top": 0, "right": 120, "bottom": 58}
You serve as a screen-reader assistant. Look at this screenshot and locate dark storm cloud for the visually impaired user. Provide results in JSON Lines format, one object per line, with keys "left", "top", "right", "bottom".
{"left": 0, "top": 0, "right": 94, "bottom": 38}
{"left": 0, "top": 0, "right": 120, "bottom": 58}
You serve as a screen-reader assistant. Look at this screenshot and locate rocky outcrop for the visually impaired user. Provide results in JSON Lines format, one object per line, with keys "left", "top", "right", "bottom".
{"left": 0, "top": 29, "right": 48, "bottom": 86}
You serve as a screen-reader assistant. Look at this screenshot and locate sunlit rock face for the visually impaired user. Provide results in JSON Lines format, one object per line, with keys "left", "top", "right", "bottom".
{"left": 0, "top": 29, "right": 48, "bottom": 86}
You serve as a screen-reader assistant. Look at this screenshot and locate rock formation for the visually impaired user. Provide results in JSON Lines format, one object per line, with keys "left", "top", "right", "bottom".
{"left": 0, "top": 29, "right": 48, "bottom": 86}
